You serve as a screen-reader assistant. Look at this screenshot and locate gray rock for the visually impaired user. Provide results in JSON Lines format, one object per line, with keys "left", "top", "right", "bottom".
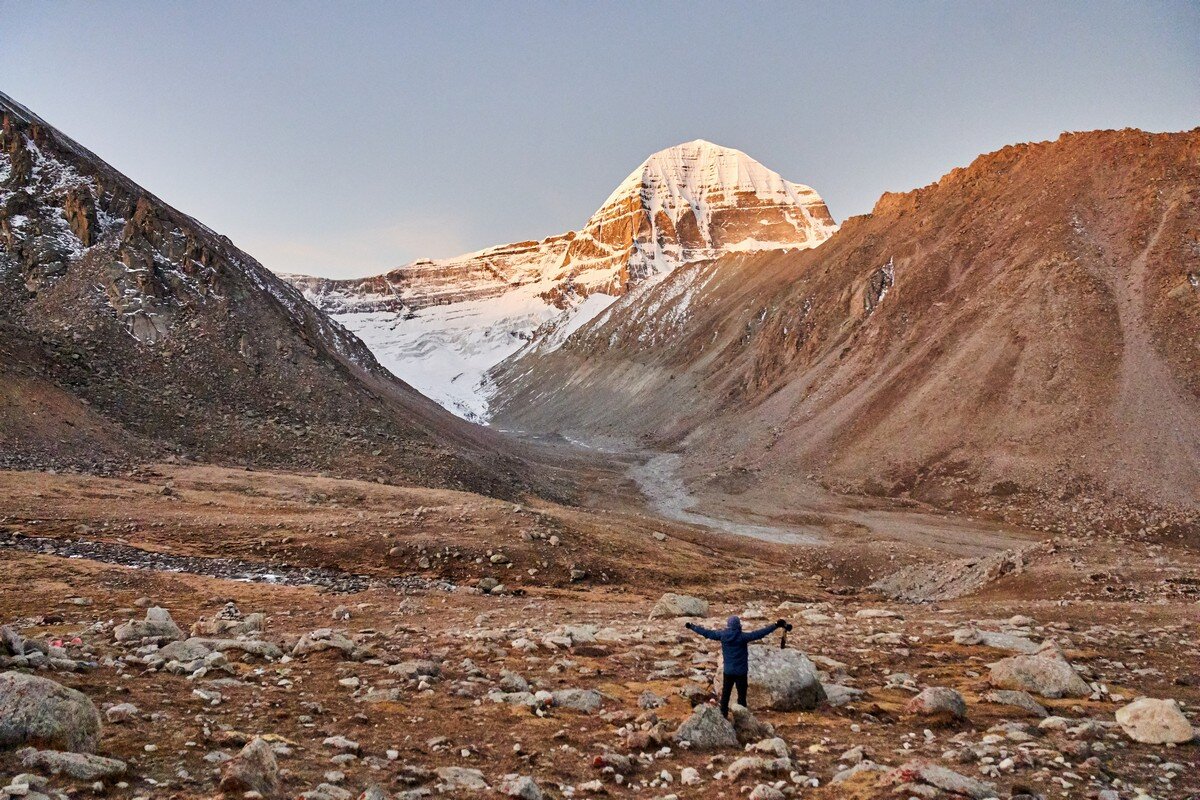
{"left": 985, "top": 690, "right": 1047, "bottom": 718}
{"left": 498, "top": 775, "right": 544, "bottom": 799}
{"left": 952, "top": 627, "right": 1040, "bottom": 654}
{"left": 0, "top": 672, "right": 101, "bottom": 753}
{"left": 498, "top": 670, "right": 529, "bottom": 693}
{"left": 436, "top": 766, "right": 489, "bottom": 791}
{"left": 905, "top": 686, "right": 967, "bottom": 719}
{"left": 293, "top": 629, "right": 356, "bottom": 657}
{"left": 299, "top": 784, "right": 353, "bottom": 800}
{"left": 673, "top": 704, "right": 738, "bottom": 749}
{"left": 113, "top": 607, "right": 183, "bottom": 643}
{"left": 551, "top": 688, "right": 602, "bottom": 713}
{"left": 103, "top": 703, "right": 140, "bottom": 724}
{"left": 885, "top": 759, "right": 997, "bottom": 799}
{"left": 1115, "top": 698, "right": 1197, "bottom": 744}
{"left": 389, "top": 659, "right": 441, "bottom": 678}
{"left": 197, "top": 638, "right": 283, "bottom": 659}
{"left": 831, "top": 760, "right": 887, "bottom": 784}
{"left": 748, "top": 786, "right": 785, "bottom": 800}
{"left": 989, "top": 646, "right": 1090, "bottom": 698}
{"left": 154, "top": 639, "right": 212, "bottom": 664}
{"left": 17, "top": 748, "right": 126, "bottom": 781}
{"left": 219, "top": 737, "right": 280, "bottom": 798}
{"left": 649, "top": 593, "right": 708, "bottom": 618}
{"left": 729, "top": 703, "right": 774, "bottom": 744}
{"left": 717, "top": 647, "right": 825, "bottom": 711}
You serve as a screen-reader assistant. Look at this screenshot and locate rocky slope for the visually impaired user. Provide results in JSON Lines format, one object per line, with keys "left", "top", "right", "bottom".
{"left": 0, "top": 91, "right": 536, "bottom": 499}
{"left": 490, "top": 130, "right": 1200, "bottom": 531}
{"left": 285, "top": 140, "right": 836, "bottom": 419}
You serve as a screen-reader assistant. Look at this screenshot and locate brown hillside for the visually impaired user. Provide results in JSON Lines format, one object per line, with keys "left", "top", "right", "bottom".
{"left": 491, "top": 129, "right": 1200, "bottom": 529}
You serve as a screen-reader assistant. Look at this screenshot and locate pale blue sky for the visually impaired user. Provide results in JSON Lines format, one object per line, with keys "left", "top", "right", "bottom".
{"left": 3, "top": 1, "right": 1197, "bottom": 279}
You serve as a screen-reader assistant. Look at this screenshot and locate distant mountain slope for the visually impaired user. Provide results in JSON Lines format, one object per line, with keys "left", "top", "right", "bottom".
{"left": 490, "top": 129, "right": 1200, "bottom": 530}
{"left": 285, "top": 140, "right": 836, "bottom": 419}
{"left": 0, "top": 91, "right": 534, "bottom": 499}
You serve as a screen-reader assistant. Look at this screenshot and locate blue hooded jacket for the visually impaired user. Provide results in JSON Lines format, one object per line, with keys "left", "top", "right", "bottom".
{"left": 686, "top": 615, "right": 781, "bottom": 676}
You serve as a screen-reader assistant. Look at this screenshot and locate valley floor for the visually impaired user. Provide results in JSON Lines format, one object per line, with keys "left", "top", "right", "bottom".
{"left": 0, "top": 464, "right": 1197, "bottom": 799}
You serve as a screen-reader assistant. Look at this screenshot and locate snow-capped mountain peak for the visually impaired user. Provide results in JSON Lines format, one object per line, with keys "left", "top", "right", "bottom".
{"left": 286, "top": 141, "right": 837, "bottom": 420}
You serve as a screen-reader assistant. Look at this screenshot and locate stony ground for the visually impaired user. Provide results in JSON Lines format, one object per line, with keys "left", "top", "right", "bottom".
{"left": 0, "top": 466, "right": 1197, "bottom": 800}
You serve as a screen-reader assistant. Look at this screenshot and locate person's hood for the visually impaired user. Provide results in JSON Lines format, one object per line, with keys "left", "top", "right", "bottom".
{"left": 727, "top": 615, "right": 742, "bottom": 633}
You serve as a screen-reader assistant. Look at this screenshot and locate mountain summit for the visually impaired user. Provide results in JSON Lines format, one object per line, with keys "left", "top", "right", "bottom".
{"left": 285, "top": 141, "right": 836, "bottom": 419}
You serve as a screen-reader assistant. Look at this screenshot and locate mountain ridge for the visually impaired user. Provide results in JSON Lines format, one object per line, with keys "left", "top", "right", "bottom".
{"left": 285, "top": 140, "right": 836, "bottom": 419}
{"left": 0, "top": 90, "right": 539, "bottom": 499}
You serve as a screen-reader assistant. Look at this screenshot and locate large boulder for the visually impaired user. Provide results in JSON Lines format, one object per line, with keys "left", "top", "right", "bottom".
{"left": 113, "top": 607, "right": 184, "bottom": 643}
{"left": 219, "top": 736, "right": 281, "bottom": 798}
{"left": 673, "top": 704, "right": 738, "bottom": 749}
{"left": 0, "top": 672, "right": 101, "bottom": 753}
{"left": 715, "top": 647, "right": 825, "bottom": 711}
{"left": 1115, "top": 698, "right": 1197, "bottom": 744}
{"left": 650, "top": 593, "right": 708, "bottom": 619}
{"left": 988, "top": 644, "right": 1090, "bottom": 699}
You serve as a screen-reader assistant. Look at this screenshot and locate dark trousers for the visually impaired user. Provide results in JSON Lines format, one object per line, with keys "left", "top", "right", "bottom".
{"left": 719, "top": 673, "right": 748, "bottom": 717}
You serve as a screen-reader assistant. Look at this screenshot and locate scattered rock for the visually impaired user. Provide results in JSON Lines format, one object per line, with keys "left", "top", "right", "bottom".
{"left": 649, "top": 593, "right": 708, "bottom": 619}
{"left": 905, "top": 686, "right": 967, "bottom": 720}
{"left": 551, "top": 688, "right": 602, "bottom": 713}
{"left": 219, "top": 737, "right": 280, "bottom": 798}
{"left": 985, "top": 690, "right": 1048, "bottom": 718}
{"left": 886, "top": 759, "right": 998, "bottom": 799}
{"left": 436, "top": 766, "right": 489, "bottom": 791}
{"left": 952, "top": 627, "right": 1040, "bottom": 654}
{"left": 17, "top": 748, "right": 126, "bottom": 781}
{"left": 103, "top": 702, "right": 140, "bottom": 724}
{"left": 498, "top": 774, "right": 543, "bottom": 799}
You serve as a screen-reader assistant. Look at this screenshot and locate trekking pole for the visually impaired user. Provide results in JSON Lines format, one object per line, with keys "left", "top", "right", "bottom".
{"left": 780, "top": 620, "right": 793, "bottom": 649}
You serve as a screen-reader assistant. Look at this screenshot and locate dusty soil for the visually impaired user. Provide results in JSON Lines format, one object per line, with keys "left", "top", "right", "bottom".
{"left": 1, "top": 466, "right": 1197, "bottom": 799}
